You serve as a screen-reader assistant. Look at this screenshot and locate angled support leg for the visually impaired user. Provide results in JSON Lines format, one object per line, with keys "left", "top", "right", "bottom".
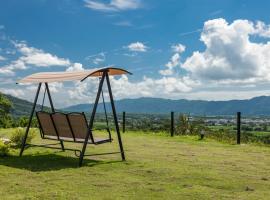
{"left": 60, "top": 140, "right": 65, "bottom": 151}
{"left": 105, "top": 72, "right": 126, "bottom": 161}
{"left": 79, "top": 72, "right": 106, "bottom": 167}
{"left": 45, "top": 83, "right": 55, "bottom": 112}
{"left": 20, "top": 83, "right": 42, "bottom": 156}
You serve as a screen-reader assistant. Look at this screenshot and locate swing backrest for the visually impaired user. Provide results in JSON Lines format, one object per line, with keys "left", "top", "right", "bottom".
{"left": 51, "top": 112, "right": 75, "bottom": 140}
{"left": 37, "top": 111, "right": 94, "bottom": 142}
{"left": 36, "top": 111, "right": 58, "bottom": 138}
{"left": 67, "top": 112, "right": 89, "bottom": 139}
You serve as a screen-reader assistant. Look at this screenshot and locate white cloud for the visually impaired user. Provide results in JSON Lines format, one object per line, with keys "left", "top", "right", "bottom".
{"left": 65, "top": 74, "right": 196, "bottom": 106}
{"left": 0, "top": 41, "right": 82, "bottom": 76}
{"left": 181, "top": 18, "right": 270, "bottom": 84}
{"left": 66, "top": 63, "right": 84, "bottom": 72}
{"left": 126, "top": 42, "right": 148, "bottom": 52}
{"left": 255, "top": 21, "right": 270, "bottom": 38}
{"left": 93, "top": 54, "right": 105, "bottom": 65}
{"left": 67, "top": 78, "right": 99, "bottom": 103}
{"left": 14, "top": 42, "right": 70, "bottom": 67}
{"left": 171, "top": 44, "right": 186, "bottom": 53}
{"left": 0, "top": 59, "right": 27, "bottom": 76}
{"left": 93, "top": 57, "right": 104, "bottom": 65}
{"left": 85, "top": 52, "right": 106, "bottom": 65}
{"left": 0, "top": 25, "right": 4, "bottom": 30}
{"left": 159, "top": 44, "right": 185, "bottom": 76}
{"left": 167, "top": 53, "right": 180, "bottom": 68}
{"left": 47, "top": 82, "right": 64, "bottom": 93}
{"left": 84, "top": 0, "right": 141, "bottom": 12}
{"left": 110, "top": 75, "right": 195, "bottom": 99}
{"left": 0, "top": 88, "right": 24, "bottom": 97}
{"left": 159, "top": 54, "right": 180, "bottom": 76}
{"left": 0, "top": 68, "right": 15, "bottom": 76}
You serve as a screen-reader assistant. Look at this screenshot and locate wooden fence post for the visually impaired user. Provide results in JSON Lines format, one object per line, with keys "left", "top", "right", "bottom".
{"left": 123, "top": 111, "right": 126, "bottom": 133}
{"left": 171, "top": 111, "right": 174, "bottom": 137}
{"left": 237, "top": 112, "right": 241, "bottom": 144}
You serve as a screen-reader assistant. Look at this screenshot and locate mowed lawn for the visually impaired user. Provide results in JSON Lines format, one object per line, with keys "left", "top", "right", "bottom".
{"left": 0, "top": 129, "right": 270, "bottom": 200}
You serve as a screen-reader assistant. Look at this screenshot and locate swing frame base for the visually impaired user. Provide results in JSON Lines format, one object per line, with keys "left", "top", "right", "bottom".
{"left": 25, "top": 143, "right": 122, "bottom": 158}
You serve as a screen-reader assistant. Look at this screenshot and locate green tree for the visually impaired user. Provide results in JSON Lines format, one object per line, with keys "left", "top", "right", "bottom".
{"left": 176, "top": 114, "right": 190, "bottom": 135}
{"left": 176, "top": 114, "right": 207, "bottom": 136}
{"left": 17, "top": 116, "right": 29, "bottom": 127}
{"left": 0, "top": 93, "right": 13, "bottom": 128}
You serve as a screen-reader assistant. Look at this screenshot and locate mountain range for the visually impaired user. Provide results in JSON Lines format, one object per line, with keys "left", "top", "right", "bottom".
{"left": 63, "top": 96, "right": 270, "bottom": 116}
{"left": 3, "top": 92, "right": 270, "bottom": 116}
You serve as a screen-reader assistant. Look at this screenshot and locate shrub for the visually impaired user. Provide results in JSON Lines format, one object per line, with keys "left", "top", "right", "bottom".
{"left": 0, "top": 140, "right": 10, "bottom": 157}
{"left": 10, "top": 127, "right": 36, "bottom": 148}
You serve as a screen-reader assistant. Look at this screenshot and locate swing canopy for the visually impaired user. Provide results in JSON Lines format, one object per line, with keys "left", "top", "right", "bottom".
{"left": 18, "top": 67, "right": 131, "bottom": 167}
{"left": 18, "top": 67, "right": 131, "bottom": 83}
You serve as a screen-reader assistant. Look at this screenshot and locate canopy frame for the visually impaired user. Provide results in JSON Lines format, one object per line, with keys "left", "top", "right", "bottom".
{"left": 19, "top": 69, "right": 126, "bottom": 167}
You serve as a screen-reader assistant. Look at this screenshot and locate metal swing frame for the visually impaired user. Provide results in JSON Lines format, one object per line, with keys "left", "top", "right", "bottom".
{"left": 19, "top": 70, "right": 125, "bottom": 167}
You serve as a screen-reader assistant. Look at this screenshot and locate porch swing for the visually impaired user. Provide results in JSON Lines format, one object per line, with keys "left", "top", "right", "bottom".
{"left": 17, "top": 67, "right": 132, "bottom": 167}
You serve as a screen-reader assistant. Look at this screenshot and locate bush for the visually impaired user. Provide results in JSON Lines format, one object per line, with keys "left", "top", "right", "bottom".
{"left": 10, "top": 127, "right": 36, "bottom": 148}
{"left": 0, "top": 140, "right": 10, "bottom": 157}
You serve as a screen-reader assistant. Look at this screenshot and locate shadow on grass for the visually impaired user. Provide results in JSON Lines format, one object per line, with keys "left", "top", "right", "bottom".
{"left": 0, "top": 154, "right": 123, "bottom": 172}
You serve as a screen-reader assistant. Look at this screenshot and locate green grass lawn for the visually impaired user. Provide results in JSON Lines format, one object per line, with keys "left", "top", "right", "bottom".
{"left": 0, "top": 129, "right": 270, "bottom": 200}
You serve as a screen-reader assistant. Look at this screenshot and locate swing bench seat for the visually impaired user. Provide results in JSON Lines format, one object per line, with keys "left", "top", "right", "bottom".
{"left": 36, "top": 111, "right": 112, "bottom": 145}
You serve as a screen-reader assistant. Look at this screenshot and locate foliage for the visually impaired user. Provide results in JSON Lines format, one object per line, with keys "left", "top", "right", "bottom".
{"left": 10, "top": 127, "right": 36, "bottom": 148}
{"left": 0, "top": 93, "right": 12, "bottom": 114}
{"left": 175, "top": 114, "right": 207, "bottom": 136}
{"left": 206, "top": 126, "right": 270, "bottom": 144}
{"left": 176, "top": 114, "right": 189, "bottom": 134}
{"left": 0, "top": 93, "right": 13, "bottom": 128}
{"left": 17, "top": 116, "right": 29, "bottom": 127}
{"left": 0, "top": 140, "right": 10, "bottom": 157}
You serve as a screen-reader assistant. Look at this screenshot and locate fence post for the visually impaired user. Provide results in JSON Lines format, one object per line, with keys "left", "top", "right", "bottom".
{"left": 237, "top": 112, "right": 241, "bottom": 144}
{"left": 122, "top": 111, "right": 126, "bottom": 133}
{"left": 171, "top": 111, "right": 174, "bottom": 137}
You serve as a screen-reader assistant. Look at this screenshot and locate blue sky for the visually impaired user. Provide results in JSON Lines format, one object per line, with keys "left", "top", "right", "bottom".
{"left": 1, "top": 0, "right": 270, "bottom": 107}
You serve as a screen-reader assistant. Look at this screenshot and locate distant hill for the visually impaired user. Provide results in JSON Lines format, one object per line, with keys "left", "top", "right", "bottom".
{"left": 63, "top": 96, "right": 270, "bottom": 116}
{"left": 3, "top": 92, "right": 270, "bottom": 117}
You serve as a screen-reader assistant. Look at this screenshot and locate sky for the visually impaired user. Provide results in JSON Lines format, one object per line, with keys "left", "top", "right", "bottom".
{"left": 1, "top": 0, "right": 270, "bottom": 108}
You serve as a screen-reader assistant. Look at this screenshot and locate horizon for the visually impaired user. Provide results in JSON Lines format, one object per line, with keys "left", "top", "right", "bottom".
{"left": 1, "top": 0, "right": 270, "bottom": 107}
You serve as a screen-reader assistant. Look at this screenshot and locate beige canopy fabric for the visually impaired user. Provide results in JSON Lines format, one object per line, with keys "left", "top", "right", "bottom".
{"left": 18, "top": 67, "right": 131, "bottom": 83}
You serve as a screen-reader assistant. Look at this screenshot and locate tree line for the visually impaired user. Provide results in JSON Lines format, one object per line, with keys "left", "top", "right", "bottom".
{"left": 0, "top": 93, "right": 38, "bottom": 128}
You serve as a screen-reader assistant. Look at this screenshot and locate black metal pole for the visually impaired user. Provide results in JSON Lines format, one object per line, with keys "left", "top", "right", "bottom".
{"left": 237, "top": 112, "right": 241, "bottom": 144}
{"left": 123, "top": 111, "right": 126, "bottom": 133}
{"left": 79, "top": 72, "right": 106, "bottom": 167}
{"left": 101, "top": 89, "right": 109, "bottom": 128}
{"left": 171, "top": 111, "right": 174, "bottom": 137}
{"left": 20, "top": 83, "right": 42, "bottom": 156}
{"left": 105, "top": 72, "right": 125, "bottom": 161}
{"left": 45, "top": 83, "right": 65, "bottom": 150}
{"left": 45, "top": 83, "right": 55, "bottom": 112}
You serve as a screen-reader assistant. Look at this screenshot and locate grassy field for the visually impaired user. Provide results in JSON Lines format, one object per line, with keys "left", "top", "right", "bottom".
{"left": 0, "top": 129, "right": 270, "bottom": 200}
